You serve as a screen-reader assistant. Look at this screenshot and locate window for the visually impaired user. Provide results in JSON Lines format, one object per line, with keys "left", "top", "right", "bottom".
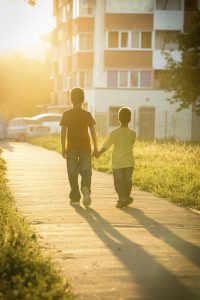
{"left": 131, "top": 32, "right": 139, "bottom": 48}
{"left": 79, "top": 0, "right": 94, "bottom": 15}
{"left": 140, "top": 71, "right": 151, "bottom": 87}
{"left": 154, "top": 70, "right": 165, "bottom": 88}
{"left": 185, "top": 0, "right": 199, "bottom": 10}
{"left": 74, "top": 0, "right": 94, "bottom": 17}
{"left": 119, "top": 71, "right": 128, "bottom": 87}
{"left": 108, "top": 32, "right": 119, "bottom": 48}
{"left": 109, "top": 107, "right": 121, "bottom": 127}
{"left": 79, "top": 72, "right": 85, "bottom": 88}
{"left": 63, "top": 39, "right": 71, "bottom": 55}
{"left": 79, "top": 71, "right": 93, "bottom": 88}
{"left": 155, "top": 31, "right": 179, "bottom": 50}
{"left": 26, "top": 119, "right": 41, "bottom": 125}
{"left": 107, "top": 31, "right": 152, "bottom": 49}
{"left": 38, "top": 116, "right": 61, "bottom": 122}
{"left": 72, "top": 35, "right": 77, "bottom": 52}
{"left": 62, "top": 4, "right": 72, "bottom": 21}
{"left": 63, "top": 76, "right": 69, "bottom": 90}
{"left": 141, "top": 32, "right": 152, "bottom": 48}
{"left": 85, "top": 71, "right": 93, "bottom": 88}
{"left": 121, "top": 32, "right": 129, "bottom": 48}
{"left": 156, "top": 0, "right": 182, "bottom": 10}
{"left": 79, "top": 34, "right": 93, "bottom": 51}
{"left": 71, "top": 72, "right": 78, "bottom": 87}
{"left": 107, "top": 71, "right": 118, "bottom": 87}
{"left": 130, "top": 71, "right": 138, "bottom": 87}
{"left": 106, "top": 0, "right": 153, "bottom": 12}
{"left": 106, "top": 70, "right": 152, "bottom": 88}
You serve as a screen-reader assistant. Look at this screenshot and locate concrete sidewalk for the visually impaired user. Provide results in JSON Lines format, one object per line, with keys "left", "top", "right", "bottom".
{"left": 1, "top": 142, "right": 200, "bottom": 300}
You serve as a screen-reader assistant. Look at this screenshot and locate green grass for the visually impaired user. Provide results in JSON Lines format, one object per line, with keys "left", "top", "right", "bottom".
{"left": 29, "top": 135, "right": 200, "bottom": 210}
{"left": 0, "top": 149, "right": 73, "bottom": 300}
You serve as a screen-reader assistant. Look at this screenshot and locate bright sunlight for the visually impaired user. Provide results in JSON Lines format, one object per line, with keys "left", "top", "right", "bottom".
{"left": 0, "top": 0, "right": 53, "bottom": 54}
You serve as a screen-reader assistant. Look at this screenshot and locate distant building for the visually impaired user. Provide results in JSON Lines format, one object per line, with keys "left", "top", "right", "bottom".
{"left": 51, "top": 0, "right": 200, "bottom": 141}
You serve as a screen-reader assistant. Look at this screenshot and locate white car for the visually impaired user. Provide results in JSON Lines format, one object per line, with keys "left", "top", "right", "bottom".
{"left": 7, "top": 117, "right": 50, "bottom": 141}
{"left": 32, "top": 113, "right": 62, "bottom": 134}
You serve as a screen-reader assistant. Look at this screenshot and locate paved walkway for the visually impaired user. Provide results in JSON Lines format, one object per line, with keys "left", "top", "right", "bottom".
{"left": 1, "top": 142, "right": 200, "bottom": 300}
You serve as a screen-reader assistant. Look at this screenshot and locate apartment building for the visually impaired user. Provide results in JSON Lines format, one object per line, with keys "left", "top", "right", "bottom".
{"left": 51, "top": 0, "right": 200, "bottom": 141}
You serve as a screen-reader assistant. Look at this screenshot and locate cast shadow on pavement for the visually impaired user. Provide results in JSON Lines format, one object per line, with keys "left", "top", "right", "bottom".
{"left": 122, "top": 207, "right": 200, "bottom": 269}
{"left": 74, "top": 206, "right": 199, "bottom": 300}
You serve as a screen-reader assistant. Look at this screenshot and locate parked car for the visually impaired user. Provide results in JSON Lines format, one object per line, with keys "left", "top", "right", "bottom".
{"left": 7, "top": 117, "right": 50, "bottom": 141}
{"left": 32, "top": 113, "right": 62, "bottom": 134}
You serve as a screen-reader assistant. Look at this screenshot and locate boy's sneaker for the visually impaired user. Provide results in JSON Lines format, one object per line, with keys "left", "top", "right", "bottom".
{"left": 70, "top": 199, "right": 80, "bottom": 206}
{"left": 126, "top": 196, "right": 134, "bottom": 206}
{"left": 82, "top": 186, "right": 91, "bottom": 207}
{"left": 116, "top": 198, "right": 127, "bottom": 208}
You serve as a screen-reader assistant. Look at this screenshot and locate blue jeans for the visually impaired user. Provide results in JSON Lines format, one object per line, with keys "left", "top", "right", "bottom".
{"left": 66, "top": 150, "right": 92, "bottom": 201}
{"left": 113, "top": 167, "right": 134, "bottom": 200}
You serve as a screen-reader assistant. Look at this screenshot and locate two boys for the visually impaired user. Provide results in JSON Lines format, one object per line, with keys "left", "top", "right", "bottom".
{"left": 60, "top": 87, "right": 136, "bottom": 208}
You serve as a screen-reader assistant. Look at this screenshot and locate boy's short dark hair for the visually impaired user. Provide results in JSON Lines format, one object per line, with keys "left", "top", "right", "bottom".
{"left": 118, "top": 107, "right": 131, "bottom": 124}
{"left": 70, "top": 87, "right": 84, "bottom": 104}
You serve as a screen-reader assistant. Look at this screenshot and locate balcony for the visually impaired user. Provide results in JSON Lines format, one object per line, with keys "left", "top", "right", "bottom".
{"left": 154, "top": 11, "right": 183, "bottom": 30}
{"left": 153, "top": 50, "right": 181, "bottom": 69}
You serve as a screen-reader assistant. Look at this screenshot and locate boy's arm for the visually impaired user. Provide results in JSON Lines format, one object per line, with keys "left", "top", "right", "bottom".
{"left": 97, "top": 132, "right": 113, "bottom": 158}
{"left": 97, "top": 147, "right": 107, "bottom": 157}
{"left": 61, "top": 126, "right": 67, "bottom": 158}
{"left": 89, "top": 125, "right": 98, "bottom": 156}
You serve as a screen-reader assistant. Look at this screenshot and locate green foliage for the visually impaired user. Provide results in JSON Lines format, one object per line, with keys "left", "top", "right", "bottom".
{"left": 29, "top": 135, "right": 200, "bottom": 210}
{"left": 161, "top": 11, "right": 200, "bottom": 113}
{"left": 0, "top": 154, "right": 73, "bottom": 300}
{"left": 0, "top": 53, "right": 51, "bottom": 121}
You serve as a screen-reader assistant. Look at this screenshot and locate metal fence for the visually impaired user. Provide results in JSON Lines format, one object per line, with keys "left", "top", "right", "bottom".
{"left": 95, "top": 110, "right": 200, "bottom": 142}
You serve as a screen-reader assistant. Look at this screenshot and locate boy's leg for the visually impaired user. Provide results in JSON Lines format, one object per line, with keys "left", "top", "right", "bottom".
{"left": 79, "top": 151, "right": 92, "bottom": 206}
{"left": 124, "top": 167, "right": 134, "bottom": 205}
{"left": 124, "top": 167, "right": 134, "bottom": 197}
{"left": 113, "top": 168, "right": 127, "bottom": 207}
{"left": 67, "top": 151, "right": 81, "bottom": 202}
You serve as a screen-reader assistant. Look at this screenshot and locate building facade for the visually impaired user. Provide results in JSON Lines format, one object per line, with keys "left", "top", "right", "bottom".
{"left": 51, "top": 0, "right": 200, "bottom": 141}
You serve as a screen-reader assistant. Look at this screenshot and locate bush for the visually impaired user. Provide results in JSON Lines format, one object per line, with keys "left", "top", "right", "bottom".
{"left": 0, "top": 151, "right": 73, "bottom": 300}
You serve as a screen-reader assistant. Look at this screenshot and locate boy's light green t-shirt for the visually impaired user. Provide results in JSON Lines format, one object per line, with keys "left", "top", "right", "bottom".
{"left": 103, "top": 127, "right": 136, "bottom": 169}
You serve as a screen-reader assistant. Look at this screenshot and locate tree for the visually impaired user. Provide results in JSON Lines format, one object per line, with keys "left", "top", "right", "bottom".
{"left": 0, "top": 53, "right": 51, "bottom": 121}
{"left": 161, "top": 11, "right": 200, "bottom": 114}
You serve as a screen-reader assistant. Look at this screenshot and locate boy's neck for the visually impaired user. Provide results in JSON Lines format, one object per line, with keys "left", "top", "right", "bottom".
{"left": 120, "top": 123, "right": 129, "bottom": 128}
{"left": 72, "top": 104, "right": 82, "bottom": 109}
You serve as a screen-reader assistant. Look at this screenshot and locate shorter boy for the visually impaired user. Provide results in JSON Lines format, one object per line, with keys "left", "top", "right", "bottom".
{"left": 97, "top": 107, "right": 136, "bottom": 208}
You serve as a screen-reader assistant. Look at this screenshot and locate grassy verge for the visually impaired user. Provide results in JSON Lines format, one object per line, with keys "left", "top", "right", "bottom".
{"left": 29, "top": 135, "right": 200, "bottom": 210}
{"left": 0, "top": 149, "right": 73, "bottom": 300}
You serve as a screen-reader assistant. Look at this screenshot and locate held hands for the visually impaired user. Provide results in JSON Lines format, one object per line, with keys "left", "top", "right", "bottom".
{"left": 93, "top": 148, "right": 101, "bottom": 159}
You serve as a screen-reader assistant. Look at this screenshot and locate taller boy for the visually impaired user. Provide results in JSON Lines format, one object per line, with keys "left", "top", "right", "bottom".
{"left": 60, "top": 87, "right": 98, "bottom": 206}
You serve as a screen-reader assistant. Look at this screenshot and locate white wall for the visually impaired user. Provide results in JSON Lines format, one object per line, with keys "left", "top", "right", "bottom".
{"left": 85, "top": 89, "right": 96, "bottom": 116}
{"left": 86, "top": 88, "right": 192, "bottom": 141}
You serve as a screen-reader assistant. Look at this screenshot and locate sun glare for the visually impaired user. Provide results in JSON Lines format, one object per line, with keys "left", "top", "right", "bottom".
{"left": 0, "top": 0, "right": 53, "bottom": 56}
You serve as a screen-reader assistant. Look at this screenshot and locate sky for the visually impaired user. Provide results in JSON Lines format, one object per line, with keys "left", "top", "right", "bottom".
{"left": 0, "top": 0, "right": 53, "bottom": 56}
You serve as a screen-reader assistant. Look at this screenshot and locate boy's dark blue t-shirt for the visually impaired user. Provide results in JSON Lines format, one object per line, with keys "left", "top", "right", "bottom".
{"left": 60, "top": 108, "right": 95, "bottom": 152}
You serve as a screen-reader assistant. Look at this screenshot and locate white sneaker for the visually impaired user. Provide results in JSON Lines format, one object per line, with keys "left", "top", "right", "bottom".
{"left": 82, "top": 186, "right": 91, "bottom": 207}
{"left": 70, "top": 200, "right": 80, "bottom": 206}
